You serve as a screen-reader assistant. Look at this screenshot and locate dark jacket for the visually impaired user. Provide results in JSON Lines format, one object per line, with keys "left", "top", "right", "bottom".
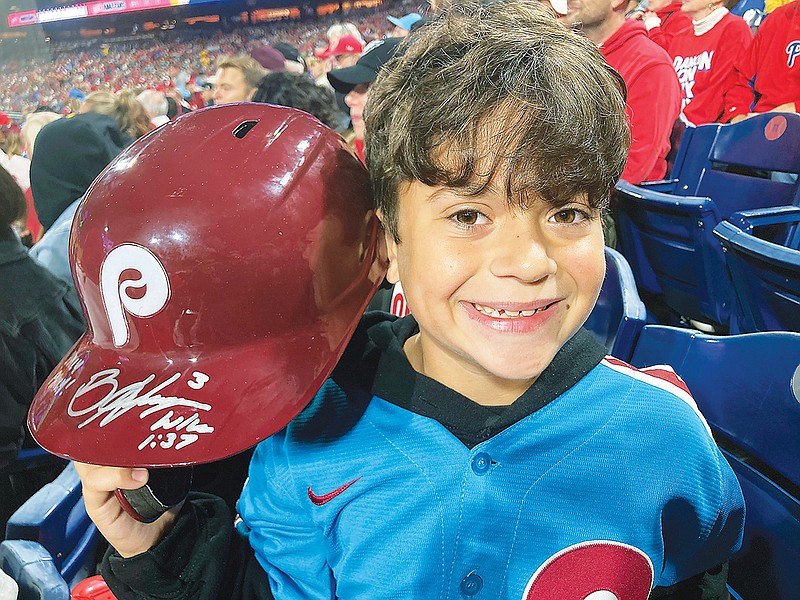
{"left": 0, "top": 227, "right": 85, "bottom": 469}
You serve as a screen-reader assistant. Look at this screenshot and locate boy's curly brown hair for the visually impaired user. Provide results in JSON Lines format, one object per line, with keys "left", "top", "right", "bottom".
{"left": 365, "top": 0, "right": 631, "bottom": 241}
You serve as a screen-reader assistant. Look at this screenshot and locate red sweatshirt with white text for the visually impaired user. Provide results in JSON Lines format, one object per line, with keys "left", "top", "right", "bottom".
{"left": 669, "top": 12, "right": 752, "bottom": 124}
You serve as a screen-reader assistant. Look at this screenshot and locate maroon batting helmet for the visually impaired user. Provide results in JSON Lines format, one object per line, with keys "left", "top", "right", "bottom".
{"left": 29, "top": 103, "right": 386, "bottom": 467}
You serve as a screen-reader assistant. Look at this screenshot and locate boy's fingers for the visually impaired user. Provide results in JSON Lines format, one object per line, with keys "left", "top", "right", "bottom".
{"left": 75, "top": 462, "right": 149, "bottom": 493}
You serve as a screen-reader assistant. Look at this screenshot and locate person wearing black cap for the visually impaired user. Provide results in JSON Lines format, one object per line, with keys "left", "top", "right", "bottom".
{"left": 327, "top": 37, "right": 403, "bottom": 161}
{"left": 272, "top": 42, "right": 307, "bottom": 74}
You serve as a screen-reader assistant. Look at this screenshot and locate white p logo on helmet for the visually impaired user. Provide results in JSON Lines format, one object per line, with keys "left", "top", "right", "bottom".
{"left": 100, "top": 243, "right": 171, "bottom": 347}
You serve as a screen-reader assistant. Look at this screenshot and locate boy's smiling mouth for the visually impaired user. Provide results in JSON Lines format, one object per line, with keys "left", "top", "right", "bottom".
{"left": 468, "top": 300, "right": 561, "bottom": 319}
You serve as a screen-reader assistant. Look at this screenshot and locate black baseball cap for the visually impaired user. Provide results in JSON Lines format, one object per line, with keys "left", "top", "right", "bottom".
{"left": 327, "top": 37, "right": 403, "bottom": 95}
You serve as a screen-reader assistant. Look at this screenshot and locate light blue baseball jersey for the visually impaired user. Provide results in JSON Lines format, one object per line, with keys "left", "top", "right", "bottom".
{"left": 237, "top": 316, "right": 744, "bottom": 600}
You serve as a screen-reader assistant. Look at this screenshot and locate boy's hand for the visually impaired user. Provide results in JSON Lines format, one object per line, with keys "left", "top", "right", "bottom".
{"left": 75, "top": 463, "right": 181, "bottom": 558}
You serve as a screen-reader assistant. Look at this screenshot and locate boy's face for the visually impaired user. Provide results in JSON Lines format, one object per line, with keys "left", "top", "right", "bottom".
{"left": 383, "top": 178, "right": 605, "bottom": 405}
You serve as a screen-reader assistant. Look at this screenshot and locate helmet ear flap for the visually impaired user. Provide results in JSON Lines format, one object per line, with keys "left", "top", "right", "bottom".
{"left": 29, "top": 104, "right": 387, "bottom": 468}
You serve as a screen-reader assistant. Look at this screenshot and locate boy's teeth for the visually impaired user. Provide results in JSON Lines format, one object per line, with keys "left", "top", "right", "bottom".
{"left": 473, "top": 303, "right": 543, "bottom": 318}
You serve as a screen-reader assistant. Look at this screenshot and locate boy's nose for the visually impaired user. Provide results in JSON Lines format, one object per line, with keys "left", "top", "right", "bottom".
{"left": 489, "top": 226, "right": 556, "bottom": 283}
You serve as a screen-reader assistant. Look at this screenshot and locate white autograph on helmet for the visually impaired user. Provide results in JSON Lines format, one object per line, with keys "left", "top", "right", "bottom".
{"left": 100, "top": 243, "right": 171, "bottom": 347}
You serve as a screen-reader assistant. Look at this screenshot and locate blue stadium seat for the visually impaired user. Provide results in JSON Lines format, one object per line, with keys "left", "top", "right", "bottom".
{"left": 583, "top": 247, "right": 647, "bottom": 361}
{"left": 1, "top": 446, "right": 67, "bottom": 540}
{"left": 631, "top": 326, "right": 800, "bottom": 599}
{"left": 7, "top": 447, "right": 64, "bottom": 473}
{"left": 0, "top": 540, "right": 69, "bottom": 600}
{"left": 730, "top": 0, "right": 765, "bottom": 17}
{"left": 4, "top": 462, "right": 100, "bottom": 589}
{"left": 714, "top": 206, "right": 800, "bottom": 333}
{"left": 614, "top": 113, "right": 800, "bottom": 329}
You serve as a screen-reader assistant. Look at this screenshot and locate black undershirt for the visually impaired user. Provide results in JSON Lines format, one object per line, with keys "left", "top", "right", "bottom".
{"left": 367, "top": 313, "right": 606, "bottom": 448}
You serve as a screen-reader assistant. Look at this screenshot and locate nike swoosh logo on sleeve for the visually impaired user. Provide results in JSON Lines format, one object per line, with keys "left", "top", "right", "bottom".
{"left": 307, "top": 477, "right": 362, "bottom": 506}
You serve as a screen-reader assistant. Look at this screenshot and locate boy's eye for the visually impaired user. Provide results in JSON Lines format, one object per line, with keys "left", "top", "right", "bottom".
{"left": 550, "top": 208, "right": 590, "bottom": 224}
{"left": 450, "top": 210, "right": 487, "bottom": 227}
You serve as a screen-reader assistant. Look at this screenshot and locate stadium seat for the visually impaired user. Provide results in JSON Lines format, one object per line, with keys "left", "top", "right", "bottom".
{"left": 730, "top": 0, "right": 765, "bottom": 17}
{"left": 4, "top": 463, "right": 100, "bottom": 589}
{"left": 614, "top": 113, "right": 800, "bottom": 329}
{"left": 0, "top": 539, "right": 69, "bottom": 600}
{"left": 583, "top": 247, "right": 647, "bottom": 361}
{"left": 713, "top": 206, "right": 800, "bottom": 333}
{"left": 1, "top": 447, "right": 67, "bottom": 539}
{"left": 630, "top": 326, "right": 800, "bottom": 599}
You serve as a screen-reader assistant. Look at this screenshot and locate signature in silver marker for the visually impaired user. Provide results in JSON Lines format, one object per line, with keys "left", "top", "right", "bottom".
{"left": 68, "top": 368, "right": 212, "bottom": 429}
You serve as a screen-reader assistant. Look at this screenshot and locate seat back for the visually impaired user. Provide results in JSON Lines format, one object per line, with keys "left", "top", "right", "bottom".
{"left": 714, "top": 210, "right": 800, "bottom": 333}
{"left": 614, "top": 114, "right": 800, "bottom": 327}
{"left": 631, "top": 326, "right": 800, "bottom": 599}
{"left": 667, "top": 122, "right": 720, "bottom": 194}
{"left": 583, "top": 247, "right": 647, "bottom": 361}
{"left": 695, "top": 113, "right": 800, "bottom": 215}
{"left": 5, "top": 463, "right": 99, "bottom": 588}
{"left": 0, "top": 540, "right": 69, "bottom": 600}
{"left": 729, "top": 0, "right": 765, "bottom": 18}
{"left": 614, "top": 184, "right": 731, "bottom": 325}
{"left": 1, "top": 447, "right": 67, "bottom": 539}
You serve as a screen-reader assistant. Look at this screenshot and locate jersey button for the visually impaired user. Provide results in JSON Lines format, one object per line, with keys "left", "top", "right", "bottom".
{"left": 460, "top": 570, "right": 484, "bottom": 596}
{"left": 471, "top": 452, "right": 491, "bottom": 475}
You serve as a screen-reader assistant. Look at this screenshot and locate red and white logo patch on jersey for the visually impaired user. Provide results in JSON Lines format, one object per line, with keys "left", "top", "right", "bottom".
{"left": 523, "top": 540, "right": 653, "bottom": 600}
{"left": 601, "top": 357, "right": 712, "bottom": 438}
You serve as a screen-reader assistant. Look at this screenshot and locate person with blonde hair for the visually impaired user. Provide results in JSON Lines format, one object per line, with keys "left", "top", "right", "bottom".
{"left": 81, "top": 90, "right": 152, "bottom": 139}
{"left": 20, "top": 112, "right": 61, "bottom": 159}
{"left": 212, "top": 55, "right": 266, "bottom": 104}
{"left": 137, "top": 89, "right": 170, "bottom": 128}
{"left": 0, "top": 123, "right": 29, "bottom": 193}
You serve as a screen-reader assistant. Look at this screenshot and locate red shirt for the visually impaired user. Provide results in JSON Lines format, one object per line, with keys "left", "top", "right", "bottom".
{"left": 723, "top": 0, "right": 800, "bottom": 120}
{"left": 354, "top": 138, "right": 365, "bottom": 164}
{"left": 647, "top": 2, "right": 693, "bottom": 52}
{"left": 601, "top": 19, "right": 682, "bottom": 183}
{"left": 669, "top": 12, "right": 752, "bottom": 124}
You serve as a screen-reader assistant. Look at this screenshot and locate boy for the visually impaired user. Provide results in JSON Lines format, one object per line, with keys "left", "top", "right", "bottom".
{"left": 76, "top": 1, "right": 744, "bottom": 598}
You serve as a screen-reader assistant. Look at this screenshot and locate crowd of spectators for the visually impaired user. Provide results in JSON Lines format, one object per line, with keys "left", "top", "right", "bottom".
{"left": 0, "top": 0, "right": 416, "bottom": 116}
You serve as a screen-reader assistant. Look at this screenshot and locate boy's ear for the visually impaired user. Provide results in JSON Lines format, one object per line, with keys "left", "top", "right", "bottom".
{"left": 366, "top": 210, "right": 390, "bottom": 280}
{"left": 376, "top": 209, "right": 400, "bottom": 285}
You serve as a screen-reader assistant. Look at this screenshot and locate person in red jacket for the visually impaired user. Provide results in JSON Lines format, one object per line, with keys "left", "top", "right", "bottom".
{"left": 629, "top": 0, "right": 693, "bottom": 51}
{"left": 722, "top": 0, "right": 800, "bottom": 122}
{"left": 668, "top": 0, "right": 752, "bottom": 124}
{"left": 562, "top": 0, "right": 681, "bottom": 184}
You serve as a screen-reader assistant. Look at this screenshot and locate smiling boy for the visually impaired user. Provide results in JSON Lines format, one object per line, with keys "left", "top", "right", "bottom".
{"left": 76, "top": 2, "right": 743, "bottom": 599}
